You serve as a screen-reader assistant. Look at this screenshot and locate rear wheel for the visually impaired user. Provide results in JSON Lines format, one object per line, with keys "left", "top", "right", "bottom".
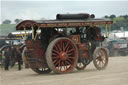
{"left": 22, "top": 47, "right": 29, "bottom": 68}
{"left": 31, "top": 67, "right": 51, "bottom": 74}
{"left": 23, "top": 47, "right": 51, "bottom": 74}
{"left": 46, "top": 37, "right": 78, "bottom": 74}
{"left": 76, "top": 49, "right": 87, "bottom": 70}
{"left": 93, "top": 47, "right": 109, "bottom": 70}
{"left": 76, "top": 62, "right": 86, "bottom": 70}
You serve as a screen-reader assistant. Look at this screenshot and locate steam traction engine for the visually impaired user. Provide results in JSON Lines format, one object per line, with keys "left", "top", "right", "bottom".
{"left": 16, "top": 13, "right": 113, "bottom": 74}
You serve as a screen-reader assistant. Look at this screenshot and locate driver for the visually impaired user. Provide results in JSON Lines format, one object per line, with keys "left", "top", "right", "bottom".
{"left": 86, "top": 26, "right": 105, "bottom": 61}
{"left": 40, "top": 28, "right": 58, "bottom": 50}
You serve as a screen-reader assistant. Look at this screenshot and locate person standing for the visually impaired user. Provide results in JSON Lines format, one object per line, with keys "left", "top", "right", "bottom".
{"left": 1, "top": 50, "right": 5, "bottom": 68}
{"left": 4, "top": 48, "right": 11, "bottom": 70}
{"left": 16, "top": 47, "right": 22, "bottom": 70}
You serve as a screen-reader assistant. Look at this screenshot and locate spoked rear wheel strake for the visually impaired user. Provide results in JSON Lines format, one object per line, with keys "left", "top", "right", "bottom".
{"left": 93, "top": 48, "right": 108, "bottom": 70}
{"left": 46, "top": 38, "right": 78, "bottom": 73}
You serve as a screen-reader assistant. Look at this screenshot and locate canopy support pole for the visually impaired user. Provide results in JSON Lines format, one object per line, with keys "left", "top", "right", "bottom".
{"left": 34, "top": 27, "right": 40, "bottom": 40}
{"left": 32, "top": 27, "right": 34, "bottom": 39}
{"left": 105, "top": 24, "right": 108, "bottom": 37}
{"left": 108, "top": 24, "right": 111, "bottom": 37}
{"left": 24, "top": 27, "right": 27, "bottom": 40}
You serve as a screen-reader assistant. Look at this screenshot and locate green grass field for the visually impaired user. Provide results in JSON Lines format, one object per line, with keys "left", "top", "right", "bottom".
{"left": 113, "top": 17, "right": 125, "bottom": 23}
{"left": 0, "top": 24, "right": 16, "bottom": 35}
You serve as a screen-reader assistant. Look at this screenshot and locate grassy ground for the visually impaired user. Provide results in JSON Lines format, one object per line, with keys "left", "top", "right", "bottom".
{"left": 0, "top": 24, "right": 16, "bottom": 35}
{"left": 0, "top": 63, "right": 24, "bottom": 71}
{"left": 113, "top": 17, "right": 125, "bottom": 23}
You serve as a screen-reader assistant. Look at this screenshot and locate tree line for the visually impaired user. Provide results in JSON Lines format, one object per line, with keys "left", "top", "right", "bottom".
{"left": 104, "top": 14, "right": 128, "bottom": 31}
{"left": 2, "top": 15, "right": 128, "bottom": 31}
{"left": 2, "top": 19, "right": 23, "bottom": 24}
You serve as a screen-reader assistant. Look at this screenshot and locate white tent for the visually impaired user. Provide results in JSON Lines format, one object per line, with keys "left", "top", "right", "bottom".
{"left": 109, "top": 31, "right": 128, "bottom": 40}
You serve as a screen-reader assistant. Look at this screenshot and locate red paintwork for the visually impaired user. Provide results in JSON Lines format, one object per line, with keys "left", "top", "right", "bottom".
{"left": 69, "top": 35, "right": 81, "bottom": 44}
{"left": 78, "top": 43, "right": 88, "bottom": 59}
{"left": 25, "top": 35, "right": 89, "bottom": 69}
{"left": 78, "top": 43, "right": 88, "bottom": 50}
{"left": 69, "top": 35, "right": 88, "bottom": 59}
{"left": 25, "top": 40, "right": 47, "bottom": 68}
{"left": 96, "top": 38, "right": 103, "bottom": 40}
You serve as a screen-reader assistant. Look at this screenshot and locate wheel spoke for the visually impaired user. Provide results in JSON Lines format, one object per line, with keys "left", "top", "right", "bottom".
{"left": 97, "top": 60, "right": 100, "bottom": 65}
{"left": 57, "top": 44, "right": 62, "bottom": 52}
{"left": 52, "top": 56, "right": 59, "bottom": 59}
{"left": 64, "top": 42, "right": 69, "bottom": 51}
{"left": 61, "top": 61, "right": 64, "bottom": 66}
{"left": 67, "top": 48, "right": 74, "bottom": 53}
{"left": 65, "top": 46, "right": 70, "bottom": 52}
{"left": 62, "top": 41, "right": 65, "bottom": 51}
{"left": 100, "top": 61, "right": 102, "bottom": 67}
{"left": 53, "top": 60, "right": 57, "bottom": 64}
{"left": 60, "top": 40, "right": 63, "bottom": 51}
{"left": 67, "top": 52, "right": 73, "bottom": 56}
{"left": 98, "top": 61, "right": 101, "bottom": 66}
{"left": 101, "top": 61, "right": 103, "bottom": 67}
{"left": 96, "top": 56, "right": 100, "bottom": 60}
{"left": 52, "top": 49, "right": 60, "bottom": 55}
{"left": 65, "top": 63, "right": 68, "bottom": 69}
{"left": 101, "top": 61, "right": 104, "bottom": 66}
{"left": 54, "top": 59, "right": 61, "bottom": 66}
{"left": 98, "top": 51, "right": 101, "bottom": 56}
{"left": 61, "top": 61, "right": 66, "bottom": 70}
{"left": 58, "top": 61, "right": 62, "bottom": 71}
{"left": 69, "top": 57, "right": 74, "bottom": 59}
{"left": 54, "top": 45, "right": 60, "bottom": 52}
{"left": 52, "top": 52, "right": 58, "bottom": 56}
{"left": 101, "top": 51, "right": 104, "bottom": 56}
{"left": 64, "top": 60, "right": 68, "bottom": 66}
{"left": 67, "top": 58, "right": 73, "bottom": 63}
{"left": 65, "top": 60, "right": 71, "bottom": 65}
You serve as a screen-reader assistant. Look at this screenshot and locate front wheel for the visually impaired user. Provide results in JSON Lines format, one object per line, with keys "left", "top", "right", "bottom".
{"left": 93, "top": 47, "right": 109, "bottom": 70}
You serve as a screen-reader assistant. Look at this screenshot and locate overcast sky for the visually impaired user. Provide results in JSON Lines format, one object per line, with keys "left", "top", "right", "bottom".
{"left": 0, "top": 0, "right": 128, "bottom": 23}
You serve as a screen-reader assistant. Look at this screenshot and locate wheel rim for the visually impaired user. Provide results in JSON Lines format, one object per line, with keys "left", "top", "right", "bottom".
{"left": 93, "top": 48, "right": 108, "bottom": 70}
{"left": 46, "top": 38, "right": 78, "bottom": 73}
{"left": 22, "top": 47, "right": 30, "bottom": 68}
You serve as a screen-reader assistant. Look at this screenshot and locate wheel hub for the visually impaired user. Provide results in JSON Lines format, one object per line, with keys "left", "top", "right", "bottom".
{"left": 59, "top": 52, "right": 68, "bottom": 60}
{"left": 97, "top": 56, "right": 104, "bottom": 61}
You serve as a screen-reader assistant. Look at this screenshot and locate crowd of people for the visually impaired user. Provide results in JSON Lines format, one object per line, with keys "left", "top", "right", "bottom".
{"left": 0, "top": 46, "right": 23, "bottom": 71}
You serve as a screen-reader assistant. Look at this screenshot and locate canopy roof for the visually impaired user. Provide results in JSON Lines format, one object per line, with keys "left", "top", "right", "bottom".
{"left": 16, "top": 18, "right": 113, "bottom": 30}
